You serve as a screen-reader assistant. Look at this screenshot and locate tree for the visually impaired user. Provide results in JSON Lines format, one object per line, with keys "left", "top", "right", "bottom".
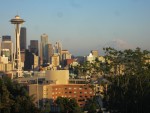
{"left": 0, "top": 79, "right": 14, "bottom": 113}
{"left": 0, "top": 76, "right": 42, "bottom": 113}
{"left": 84, "top": 97, "right": 99, "bottom": 113}
{"left": 102, "top": 47, "right": 150, "bottom": 113}
{"left": 43, "top": 100, "right": 51, "bottom": 113}
{"left": 55, "top": 97, "right": 82, "bottom": 113}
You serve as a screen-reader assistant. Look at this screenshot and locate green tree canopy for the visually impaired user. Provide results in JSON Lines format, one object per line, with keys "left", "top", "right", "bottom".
{"left": 102, "top": 47, "right": 150, "bottom": 113}
{"left": 55, "top": 97, "right": 82, "bottom": 113}
{"left": 0, "top": 76, "right": 42, "bottom": 113}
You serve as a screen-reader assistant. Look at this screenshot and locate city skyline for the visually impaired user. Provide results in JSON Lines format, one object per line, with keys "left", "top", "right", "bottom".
{"left": 0, "top": 0, "right": 150, "bottom": 55}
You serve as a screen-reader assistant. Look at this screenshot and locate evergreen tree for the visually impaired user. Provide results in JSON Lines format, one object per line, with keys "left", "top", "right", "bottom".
{"left": 102, "top": 47, "right": 150, "bottom": 113}
{"left": 0, "top": 77, "right": 42, "bottom": 113}
{"left": 0, "top": 79, "right": 14, "bottom": 113}
{"left": 55, "top": 97, "right": 82, "bottom": 113}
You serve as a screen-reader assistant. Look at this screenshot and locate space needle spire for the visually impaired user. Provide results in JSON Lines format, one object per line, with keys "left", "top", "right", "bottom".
{"left": 10, "top": 15, "right": 25, "bottom": 77}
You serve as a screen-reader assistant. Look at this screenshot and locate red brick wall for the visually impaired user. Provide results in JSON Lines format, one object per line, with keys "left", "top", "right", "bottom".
{"left": 51, "top": 84, "right": 94, "bottom": 107}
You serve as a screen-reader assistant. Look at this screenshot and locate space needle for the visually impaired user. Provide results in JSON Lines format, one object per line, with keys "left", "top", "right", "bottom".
{"left": 10, "top": 15, "right": 25, "bottom": 77}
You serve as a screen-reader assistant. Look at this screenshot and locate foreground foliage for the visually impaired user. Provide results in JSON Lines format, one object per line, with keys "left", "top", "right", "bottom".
{"left": 0, "top": 76, "right": 41, "bottom": 113}
{"left": 55, "top": 97, "right": 82, "bottom": 113}
{"left": 73, "top": 47, "right": 150, "bottom": 113}
{"left": 103, "top": 47, "right": 150, "bottom": 113}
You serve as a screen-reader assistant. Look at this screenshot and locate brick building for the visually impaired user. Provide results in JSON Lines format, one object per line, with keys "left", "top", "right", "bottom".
{"left": 28, "top": 83, "right": 94, "bottom": 107}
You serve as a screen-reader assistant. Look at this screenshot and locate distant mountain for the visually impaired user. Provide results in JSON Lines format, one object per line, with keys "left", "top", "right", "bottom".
{"left": 92, "top": 39, "right": 134, "bottom": 56}
{"left": 104, "top": 39, "right": 133, "bottom": 50}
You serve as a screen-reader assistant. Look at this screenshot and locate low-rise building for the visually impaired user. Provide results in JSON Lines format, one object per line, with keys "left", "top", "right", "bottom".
{"left": 86, "top": 53, "right": 95, "bottom": 63}
{"left": 28, "top": 83, "right": 94, "bottom": 107}
{"left": 17, "top": 69, "right": 94, "bottom": 107}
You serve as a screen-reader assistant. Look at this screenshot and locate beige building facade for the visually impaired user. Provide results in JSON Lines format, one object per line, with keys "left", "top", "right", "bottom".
{"left": 51, "top": 54, "right": 60, "bottom": 67}
{"left": 46, "top": 70, "right": 69, "bottom": 84}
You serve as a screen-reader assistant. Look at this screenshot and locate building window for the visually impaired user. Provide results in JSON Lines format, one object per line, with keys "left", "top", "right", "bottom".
{"left": 79, "top": 88, "right": 82, "bottom": 90}
{"left": 78, "top": 99, "right": 83, "bottom": 102}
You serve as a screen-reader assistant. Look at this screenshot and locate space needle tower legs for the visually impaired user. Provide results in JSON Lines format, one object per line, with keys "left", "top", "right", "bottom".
{"left": 10, "top": 15, "right": 25, "bottom": 77}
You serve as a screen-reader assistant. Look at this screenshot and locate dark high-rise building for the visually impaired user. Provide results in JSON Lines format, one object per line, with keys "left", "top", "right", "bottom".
{"left": 40, "top": 33, "right": 48, "bottom": 63}
{"left": 47, "top": 43, "right": 54, "bottom": 63}
{"left": 24, "top": 49, "right": 33, "bottom": 70}
{"left": 24, "top": 49, "right": 39, "bottom": 71}
{"left": 2, "top": 35, "right": 11, "bottom": 41}
{"left": 30, "top": 40, "right": 38, "bottom": 56}
{"left": 20, "top": 27, "right": 26, "bottom": 51}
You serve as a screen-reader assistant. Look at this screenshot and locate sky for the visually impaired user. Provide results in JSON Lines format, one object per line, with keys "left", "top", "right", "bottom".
{"left": 0, "top": 0, "right": 150, "bottom": 56}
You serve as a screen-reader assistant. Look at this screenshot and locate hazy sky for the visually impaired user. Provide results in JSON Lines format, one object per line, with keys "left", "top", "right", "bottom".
{"left": 0, "top": 0, "right": 150, "bottom": 56}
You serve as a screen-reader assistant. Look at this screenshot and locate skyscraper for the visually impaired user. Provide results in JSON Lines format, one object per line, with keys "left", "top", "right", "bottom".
{"left": 54, "top": 42, "right": 62, "bottom": 63}
{"left": 2, "top": 35, "right": 11, "bottom": 41}
{"left": 40, "top": 33, "right": 48, "bottom": 63}
{"left": 20, "top": 27, "right": 26, "bottom": 51}
{"left": 1, "top": 49, "right": 10, "bottom": 60}
{"left": 61, "top": 50, "right": 71, "bottom": 67}
{"left": 1, "top": 35, "right": 12, "bottom": 61}
{"left": 61, "top": 50, "right": 72, "bottom": 60}
{"left": 24, "top": 49, "right": 39, "bottom": 71}
{"left": 54, "top": 42, "right": 62, "bottom": 54}
{"left": 30, "top": 40, "right": 38, "bottom": 56}
{"left": 47, "top": 43, "right": 54, "bottom": 63}
{"left": 1, "top": 39, "right": 13, "bottom": 61}
{"left": 51, "top": 53, "right": 60, "bottom": 67}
